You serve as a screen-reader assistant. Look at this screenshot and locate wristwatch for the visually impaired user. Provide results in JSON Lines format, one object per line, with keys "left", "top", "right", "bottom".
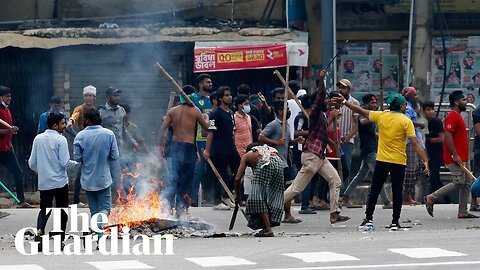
{"left": 342, "top": 99, "right": 347, "bottom": 105}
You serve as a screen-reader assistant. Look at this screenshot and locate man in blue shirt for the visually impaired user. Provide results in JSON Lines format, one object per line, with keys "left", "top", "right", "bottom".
{"left": 37, "top": 96, "right": 77, "bottom": 137}
{"left": 402, "top": 87, "right": 426, "bottom": 205}
{"left": 74, "top": 108, "right": 119, "bottom": 232}
{"left": 29, "top": 112, "right": 80, "bottom": 249}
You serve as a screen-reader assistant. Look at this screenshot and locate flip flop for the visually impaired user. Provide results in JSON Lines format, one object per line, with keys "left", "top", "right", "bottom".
{"left": 330, "top": 215, "right": 350, "bottom": 224}
{"left": 254, "top": 231, "right": 274, "bottom": 237}
{"left": 281, "top": 217, "right": 302, "bottom": 224}
{"left": 425, "top": 196, "right": 434, "bottom": 217}
{"left": 457, "top": 213, "right": 479, "bottom": 219}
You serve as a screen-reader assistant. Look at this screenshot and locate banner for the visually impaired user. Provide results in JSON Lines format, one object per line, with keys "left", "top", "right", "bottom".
{"left": 193, "top": 43, "right": 308, "bottom": 72}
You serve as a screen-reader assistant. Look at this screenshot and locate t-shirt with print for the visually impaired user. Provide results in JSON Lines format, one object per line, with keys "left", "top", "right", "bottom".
{"left": 443, "top": 111, "right": 468, "bottom": 165}
{"left": 260, "top": 118, "right": 291, "bottom": 168}
{"left": 208, "top": 107, "right": 236, "bottom": 156}
{"left": 192, "top": 93, "right": 212, "bottom": 142}
{"left": 369, "top": 110, "right": 415, "bottom": 165}
{"left": 426, "top": 117, "right": 444, "bottom": 162}
{"left": 358, "top": 115, "right": 377, "bottom": 158}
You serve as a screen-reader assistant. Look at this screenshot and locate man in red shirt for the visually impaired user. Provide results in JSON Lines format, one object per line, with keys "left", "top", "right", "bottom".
{"left": 425, "top": 90, "right": 478, "bottom": 218}
{"left": 0, "top": 86, "right": 32, "bottom": 208}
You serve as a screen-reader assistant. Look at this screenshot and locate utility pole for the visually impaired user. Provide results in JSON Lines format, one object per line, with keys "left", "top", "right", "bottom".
{"left": 412, "top": 0, "right": 434, "bottom": 101}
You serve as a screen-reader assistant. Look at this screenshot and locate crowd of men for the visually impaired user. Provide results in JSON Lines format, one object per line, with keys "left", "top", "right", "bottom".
{"left": 0, "top": 67, "right": 479, "bottom": 244}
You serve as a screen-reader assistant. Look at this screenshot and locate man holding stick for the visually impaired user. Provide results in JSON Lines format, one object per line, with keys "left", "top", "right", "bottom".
{"left": 283, "top": 71, "right": 350, "bottom": 224}
{"left": 158, "top": 87, "right": 209, "bottom": 217}
{"left": 235, "top": 143, "right": 284, "bottom": 237}
{"left": 0, "top": 86, "right": 33, "bottom": 208}
{"left": 331, "top": 93, "right": 429, "bottom": 230}
{"left": 203, "top": 86, "right": 240, "bottom": 210}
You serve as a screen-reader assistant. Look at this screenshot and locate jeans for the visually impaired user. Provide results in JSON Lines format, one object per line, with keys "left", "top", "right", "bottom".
{"left": 37, "top": 184, "right": 69, "bottom": 241}
{"left": 191, "top": 141, "right": 206, "bottom": 205}
{"left": 165, "top": 141, "right": 196, "bottom": 215}
{"left": 73, "top": 170, "right": 82, "bottom": 204}
{"left": 86, "top": 186, "right": 112, "bottom": 234}
{"left": 285, "top": 151, "right": 341, "bottom": 214}
{"left": 0, "top": 149, "right": 25, "bottom": 203}
{"left": 365, "top": 161, "right": 406, "bottom": 224}
{"left": 340, "top": 143, "right": 354, "bottom": 190}
{"left": 431, "top": 163, "right": 471, "bottom": 213}
{"left": 344, "top": 152, "right": 389, "bottom": 204}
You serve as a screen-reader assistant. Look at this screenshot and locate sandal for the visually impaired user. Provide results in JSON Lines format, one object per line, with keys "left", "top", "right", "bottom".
{"left": 254, "top": 231, "right": 274, "bottom": 237}
{"left": 457, "top": 213, "right": 479, "bottom": 219}
{"left": 469, "top": 205, "right": 480, "bottom": 212}
{"left": 330, "top": 214, "right": 350, "bottom": 224}
{"left": 425, "top": 196, "right": 434, "bottom": 217}
{"left": 281, "top": 217, "right": 302, "bottom": 224}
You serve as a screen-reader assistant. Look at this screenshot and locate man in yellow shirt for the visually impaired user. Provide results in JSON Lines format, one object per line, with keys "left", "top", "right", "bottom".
{"left": 332, "top": 93, "right": 429, "bottom": 230}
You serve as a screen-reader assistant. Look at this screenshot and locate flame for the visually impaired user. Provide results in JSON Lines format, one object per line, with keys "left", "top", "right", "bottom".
{"left": 108, "top": 162, "right": 169, "bottom": 230}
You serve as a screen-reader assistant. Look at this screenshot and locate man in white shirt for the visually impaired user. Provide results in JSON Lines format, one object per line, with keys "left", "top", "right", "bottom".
{"left": 29, "top": 112, "right": 80, "bottom": 249}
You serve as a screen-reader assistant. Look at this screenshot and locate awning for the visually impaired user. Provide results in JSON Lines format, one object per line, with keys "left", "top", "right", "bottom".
{"left": 194, "top": 41, "right": 309, "bottom": 73}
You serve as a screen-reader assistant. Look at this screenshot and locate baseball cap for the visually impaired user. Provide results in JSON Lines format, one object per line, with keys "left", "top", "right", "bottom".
{"left": 106, "top": 87, "right": 122, "bottom": 96}
{"left": 296, "top": 89, "right": 307, "bottom": 98}
{"left": 336, "top": 79, "right": 352, "bottom": 89}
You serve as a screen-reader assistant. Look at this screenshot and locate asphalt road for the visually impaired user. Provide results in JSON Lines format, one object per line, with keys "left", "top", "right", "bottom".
{"left": 0, "top": 204, "right": 479, "bottom": 270}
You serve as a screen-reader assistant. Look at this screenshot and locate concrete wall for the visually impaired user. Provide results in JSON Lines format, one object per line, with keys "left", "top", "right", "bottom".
{"left": 52, "top": 43, "right": 189, "bottom": 144}
{"left": 0, "top": 0, "right": 55, "bottom": 21}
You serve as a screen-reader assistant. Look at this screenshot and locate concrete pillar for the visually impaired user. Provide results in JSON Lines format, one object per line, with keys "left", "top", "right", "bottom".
{"left": 412, "top": 0, "right": 434, "bottom": 101}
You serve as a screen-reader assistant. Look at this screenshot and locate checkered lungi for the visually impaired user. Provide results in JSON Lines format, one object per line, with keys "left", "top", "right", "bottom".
{"left": 404, "top": 143, "right": 422, "bottom": 194}
{"left": 246, "top": 155, "right": 284, "bottom": 230}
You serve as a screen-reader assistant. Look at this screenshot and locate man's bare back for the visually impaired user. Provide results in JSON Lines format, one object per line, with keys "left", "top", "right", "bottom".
{"left": 164, "top": 104, "right": 209, "bottom": 144}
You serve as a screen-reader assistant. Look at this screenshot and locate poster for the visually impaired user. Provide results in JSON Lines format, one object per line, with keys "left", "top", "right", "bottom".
{"left": 338, "top": 55, "right": 399, "bottom": 99}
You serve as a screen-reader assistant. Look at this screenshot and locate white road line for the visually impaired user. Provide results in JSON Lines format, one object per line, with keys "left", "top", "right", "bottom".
{"left": 255, "top": 260, "right": 480, "bottom": 270}
{"left": 388, "top": 247, "right": 467, "bottom": 258}
{"left": 85, "top": 260, "right": 154, "bottom": 270}
{"left": 282, "top": 252, "right": 360, "bottom": 263}
{"left": 0, "top": 265, "right": 45, "bottom": 270}
{"left": 185, "top": 256, "right": 257, "bottom": 267}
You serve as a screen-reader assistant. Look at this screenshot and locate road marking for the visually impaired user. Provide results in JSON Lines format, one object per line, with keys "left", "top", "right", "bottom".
{"left": 255, "top": 260, "right": 480, "bottom": 270}
{"left": 185, "top": 256, "right": 257, "bottom": 267}
{"left": 0, "top": 265, "right": 45, "bottom": 270}
{"left": 282, "top": 252, "right": 360, "bottom": 263}
{"left": 388, "top": 247, "right": 467, "bottom": 258}
{"left": 85, "top": 260, "right": 154, "bottom": 270}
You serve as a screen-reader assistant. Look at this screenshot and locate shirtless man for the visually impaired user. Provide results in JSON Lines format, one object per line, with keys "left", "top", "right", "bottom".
{"left": 158, "top": 99, "right": 209, "bottom": 217}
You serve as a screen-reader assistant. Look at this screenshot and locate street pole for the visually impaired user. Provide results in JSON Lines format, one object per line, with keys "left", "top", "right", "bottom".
{"left": 405, "top": 0, "right": 415, "bottom": 88}
{"left": 412, "top": 0, "right": 434, "bottom": 101}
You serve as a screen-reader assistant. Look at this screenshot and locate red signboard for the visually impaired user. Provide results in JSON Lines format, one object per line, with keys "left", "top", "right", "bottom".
{"left": 194, "top": 44, "right": 288, "bottom": 72}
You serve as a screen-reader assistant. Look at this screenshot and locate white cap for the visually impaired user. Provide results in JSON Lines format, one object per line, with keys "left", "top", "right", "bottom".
{"left": 296, "top": 89, "right": 307, "bottom": 98}
{"left": 83, "top": 85, "right": 96, "bottom": 96}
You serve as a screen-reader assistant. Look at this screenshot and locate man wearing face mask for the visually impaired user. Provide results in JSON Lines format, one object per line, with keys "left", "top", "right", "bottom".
{"left": 0, "top": 86, "right": 33, "bottom": 208}
{"left": 234, "top": 95, "right": 254, "bottom": 198}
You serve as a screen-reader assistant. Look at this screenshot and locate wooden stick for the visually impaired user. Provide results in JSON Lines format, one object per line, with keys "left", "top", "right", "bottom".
{"left": 206, "top": 157, "right": 247, "bottom": 219}
{"left": 281, "top": 67, "right": 290, "bottom": 140}
{"left": 155, "top": 62, "right": 194, "bottom": 106}
{"left": 332, "top": 115, "right": 343, "bottom": 182}
{"left": 379, "top": 48, "right": 384, "bottom": 110}
{"left": 459, "top": 163, "right": 477, "bottom": 181}
{"left": 166, "top": 91, "right": 176, "bottom": 111}
{"left": 273, "top": 70, "right": 309, "bottom": 119}
{"left": 0, "top": 118, "right": 12, "bottom": 129}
